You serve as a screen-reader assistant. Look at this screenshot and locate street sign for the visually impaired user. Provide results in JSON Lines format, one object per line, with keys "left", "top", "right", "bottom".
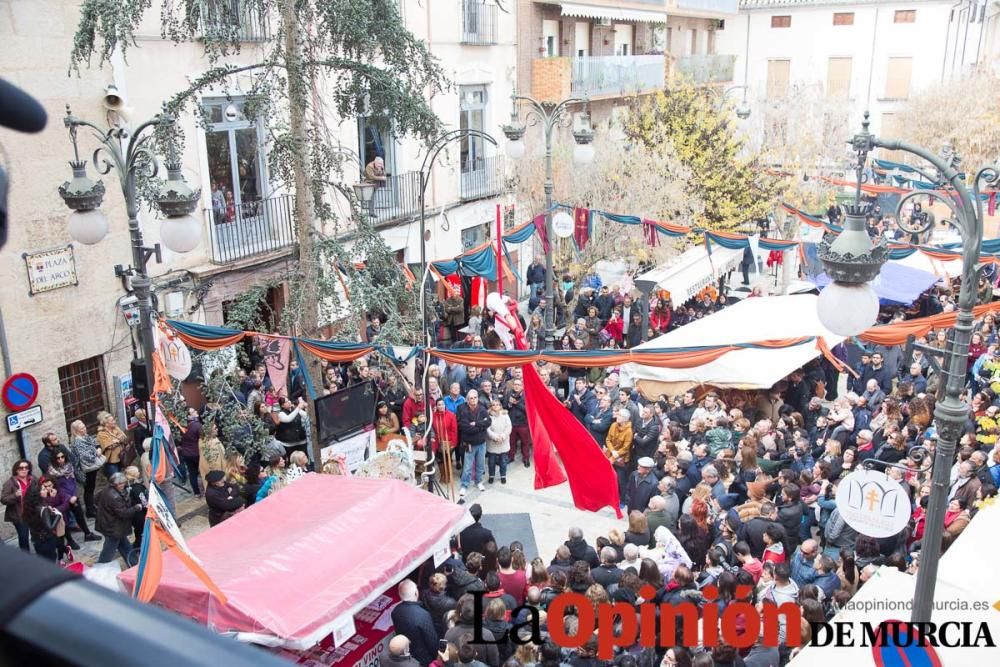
{"left": 2, "top": 373, "right": 38, "bottom": 412}
{"left": 7, "top": 405, "right": 43, "bottom": 432}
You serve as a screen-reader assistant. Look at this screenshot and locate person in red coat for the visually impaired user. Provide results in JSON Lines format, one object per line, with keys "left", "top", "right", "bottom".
{"left": 602, "top": 309, "right": 624, "bottom": 345}
{"left": 402, "top": 388, "right": 427, "bottom": 430}
{"left": 431, "top": 398, "right": 458, "bottom": 455}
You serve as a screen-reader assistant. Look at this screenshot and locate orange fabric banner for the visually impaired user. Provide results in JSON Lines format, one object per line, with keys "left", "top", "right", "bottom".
{"left": 857, "top": 301, "right": 1000, "bottom": 345}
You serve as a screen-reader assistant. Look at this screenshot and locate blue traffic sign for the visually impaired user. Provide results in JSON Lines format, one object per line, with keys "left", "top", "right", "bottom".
{"left": 3, "top": 373, "right": 38, "bottom": 412}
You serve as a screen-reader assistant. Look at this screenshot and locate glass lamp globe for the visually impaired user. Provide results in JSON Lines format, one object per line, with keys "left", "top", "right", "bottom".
{"left": 67, "top": 209, "right": 109, "bottom": 245}
{"left": 160, "top": 214, "right": 202, "bottom": 253}
{"left": 505, "top": 139, "right": 526, "bottom": 160}
{"left": 817, "top": 281, "right": 880, "bottom": 336}
{"left": 573, "top": 142, "right": 595, "bottom": 165}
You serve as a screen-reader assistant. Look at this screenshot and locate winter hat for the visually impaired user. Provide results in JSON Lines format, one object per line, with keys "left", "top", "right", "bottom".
{"left": 205, "top": 470, "right": 225, "bottom": 484}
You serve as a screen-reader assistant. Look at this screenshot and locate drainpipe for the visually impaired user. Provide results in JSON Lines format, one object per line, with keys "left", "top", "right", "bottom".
{"left": 0, "top": 307, "right": 28, "bottom": 459}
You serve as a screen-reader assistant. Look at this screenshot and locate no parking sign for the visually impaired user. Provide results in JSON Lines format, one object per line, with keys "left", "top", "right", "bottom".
{"left": 2, "top": 373, "right": 38, "bottom": 412}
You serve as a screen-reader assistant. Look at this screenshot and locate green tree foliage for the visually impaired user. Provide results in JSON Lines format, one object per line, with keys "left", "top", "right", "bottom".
{"left": 623, "top": 81, "right": 785, "bottom": 231}
{"left": 69, "top": 0, "right": 444, "bottom": 346}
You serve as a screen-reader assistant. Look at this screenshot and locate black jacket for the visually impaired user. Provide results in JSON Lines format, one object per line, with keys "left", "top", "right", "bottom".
{"left": 741, "top": 517, "right": 782, "bottom": 559}
{"left": 391, "top": 601, "right": 439, "bottom": 666}
{"left": 446, "top": 568, "right": 485, "bottom": 600}
{"left": 591, "top": 564, "right": 624, "bottom": 590}
{"left": 422, "top": 589, "right": 456, "bottom": 638}
{"left": 565, "top": 536, "right": 600, "bottom": 568}
{"left": 504, "top": 391, "right": 528, "bottom": 427}
{"left": 459, "top": 521, "right": 496, "bottom": 558}
{"left": 632, "top": 419, "right": 660, "bottom": 460}
{"left": 457, "top": 403, "right": 492, "bottom": 446}
{"left": 205, "top": 482, "right": 244, "bottom": 526}
{"left": 778, "top": 501, "right": 805, "bottom": 551}
{"left": 95, "top": 486, "right": 139, "bottom": 539}
{"left": 625, "top": 471, "right": 658, "bottom": 516}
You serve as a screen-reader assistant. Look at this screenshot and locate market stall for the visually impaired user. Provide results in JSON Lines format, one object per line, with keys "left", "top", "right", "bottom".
{"left": 119, "top": 475, "right": 472, "bottom": 653}
{"left": 634, "top": 245, "right": 744, "bottom": 306}
{"left": 810, "top": 261, "right": 940, "bottom": 306}
{"left": 622, "top": 294, "right": 845, "bottom": 396}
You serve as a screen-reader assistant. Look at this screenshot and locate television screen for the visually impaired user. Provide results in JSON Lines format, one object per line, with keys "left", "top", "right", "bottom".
{"left": 314, "top": 380, "right": 377, "bottom": 443}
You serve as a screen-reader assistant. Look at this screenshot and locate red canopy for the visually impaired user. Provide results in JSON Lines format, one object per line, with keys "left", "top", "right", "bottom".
{"left": 119, "top": 474, "right": 471, "bottom": 648}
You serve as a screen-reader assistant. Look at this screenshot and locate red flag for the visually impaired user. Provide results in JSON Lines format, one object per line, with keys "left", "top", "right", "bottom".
{"left": 534, "top": 214, "right": 550, "bottom": 253}
{"left": 574, "top": 207, "right": 590, "bottom": 251}
{"left": 522, "top": 364, "right": 622, "bottom": 517}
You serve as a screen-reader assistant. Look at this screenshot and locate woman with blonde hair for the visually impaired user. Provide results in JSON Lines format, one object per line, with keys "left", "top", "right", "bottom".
{"left": 285, "top": 450, "right": 310, "bottom": 483}
{"left": 485, "top": 398, "right": 511, "bottom": 485}
{"left": 95, "top": 410, "right": 128, "bottom": 478}
{"left": 68, "top": 419, "right": 102, "bottom": 518}
{"left": 625, "top": 510, "right": 650, "bottom": 547}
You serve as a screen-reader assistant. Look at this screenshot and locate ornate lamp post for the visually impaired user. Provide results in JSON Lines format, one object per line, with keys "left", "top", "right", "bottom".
{"left": 818, "top": 112, "right": 996, "bottom": 623}
{"left": 59, "top": 106, "right": 200, "bottom": 398}
{"left": 502, "top": 94, "right": 595, "bottom": 349}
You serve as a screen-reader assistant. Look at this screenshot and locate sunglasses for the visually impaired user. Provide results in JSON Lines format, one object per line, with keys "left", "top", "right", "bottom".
{"left": 55, "top": 456, "right": 66, "bottom": 460}
{"left": 16, "top": 465, "right": 29, "bottom": 470}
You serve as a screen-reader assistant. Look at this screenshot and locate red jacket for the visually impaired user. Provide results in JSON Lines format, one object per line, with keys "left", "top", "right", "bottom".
{"left": 402, "top": 397, "right": 426, "bottom": 429}
{"left": 603, "top": 317, "right": 624, "bottom": 343}
{"left": 431, "top": 409, "right": 458, "bottom": 453}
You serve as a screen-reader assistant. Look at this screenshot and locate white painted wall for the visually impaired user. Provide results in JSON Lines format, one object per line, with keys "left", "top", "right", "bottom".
{"left": 716, "top": 1, "right": 955, "bottom": 136}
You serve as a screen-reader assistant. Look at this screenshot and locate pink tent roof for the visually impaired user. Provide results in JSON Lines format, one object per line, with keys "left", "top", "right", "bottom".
{"left": 119, "top": 474, "right": 471, "bottom": 648}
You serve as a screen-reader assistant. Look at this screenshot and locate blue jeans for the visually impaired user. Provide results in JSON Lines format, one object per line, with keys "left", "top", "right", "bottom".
{"left": 488, "top": 452, "right": 508, "bottom": 480}
{"left": 103, "top": 462, "right": 121, "bottom": 479}
{"left": 461, "top": 443, "right": 486, "bottom": 488}
{"left": 13, "top": 521, "right": 30, "bottom": 551}
{"left": 98, "top": 534, "right": 134, "bottom": 565}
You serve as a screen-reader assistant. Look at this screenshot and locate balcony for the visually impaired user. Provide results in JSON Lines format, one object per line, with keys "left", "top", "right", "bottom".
{"left": 674, "top": 0, "right": 739, "bottom": 14}
{"left": 208, "top": 194, "right": 296, "bottom": 264}
{"left": 198, "top": 0, "right": 272, "bottom": 42}
{"left": 570, "top": 55, "right": 666, "bottom": 98}
{"left": 675, "top": 54, "right": 736, "bottom": 84}
{"left": 367, "top": 171, "right": 422, "bottom": 223}
{"left": 460, "top": 0, "right": 499, "bottom": 45}
{"left": 460, "top": 155, "right": 507, "bottom": 201}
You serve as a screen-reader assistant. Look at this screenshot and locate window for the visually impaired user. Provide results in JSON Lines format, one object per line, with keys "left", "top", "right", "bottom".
{"left": 460, "top": 85, "right": 487, "bottom": 175}
{"left": 707, "top": 29, "right": 716, "bottom": 55}
{"left": 542, "top": 19, "right": 559, "bottom": 57}
{"left": 826, "top": 57, "right": 852, "bottom": 98}
{"left": 884, "top": 57, "right": 913, "bottom": 99}
{"left": 666, "top": 27, "right": 673, "bottom": 54}
{"left": 771, "top": 15, "right": 791, "bottom": 28}
{"left": 833, "top": 12, "right": 854, "bottom": 25}
{"left": 461, "top": 223, "right": 489, "bottom": 250}
{"left": 58, "top": 356, "right": 108, "bottom": 434}
{"left": 203, "top": 98, "right": 267, "bottom": 223}
{"left": 894, "top": 9, "right": 916, "bottom": 23}
{"left": 766, "top": 59, "right": 791, "bottom": 98}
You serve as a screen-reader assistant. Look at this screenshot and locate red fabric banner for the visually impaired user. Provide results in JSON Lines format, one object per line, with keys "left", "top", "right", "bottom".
{"left": 259, "top": 336, "right": 291, "bottom": 397}
{"left": 522, "top": 363, "right": 622, "bottom": 517}
{"left": 534, "top": 214, "right": 550, "bottom": 253}
{"left": 574, "top": 207, "right": 590, "bottom": 251}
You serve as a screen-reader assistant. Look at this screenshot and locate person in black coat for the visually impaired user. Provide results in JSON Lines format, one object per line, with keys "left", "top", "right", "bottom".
{"left": 456, "top": 392, "right": 491, "bottom": 495}
{"left": 631, "top": 407, "right": 660, "bottom": 462}
{"left": 591, "top": 546, "right": 624, "bottom": 590}
{"left": 625, "top": 458, "right": 659, "bottom": 516}
{"left": 204, "top": 470, "right": 244, "bottom": 527}
{"left": 741, "top": 502, "right": 782, "bottom": 559}
{"left": 564, "top": 527, "right": 600, "bottom": 568}
{"left": 422, "top": 573, "right": 456, "bottom": 638}
{"left": 458, "top": 503, "right": 495, "bottom": 557}
{"left": 392, "top": 580, "right": 439, "bottom": 667}
{"left": 776, "top": 484, "right": 805, "bottom": 552}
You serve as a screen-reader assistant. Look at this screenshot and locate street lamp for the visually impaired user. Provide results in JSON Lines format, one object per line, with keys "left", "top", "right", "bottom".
{"left": 502, "top": 93, "right": 595, "bottom": 349}
{"left": 415, "top": 129, "right": 498, "bottom": 345}
{"left": 59, "top": 105, "right": 200, "bottom": 400}
{"left": 817, "top": 111, "right": 996, "bottom": 624}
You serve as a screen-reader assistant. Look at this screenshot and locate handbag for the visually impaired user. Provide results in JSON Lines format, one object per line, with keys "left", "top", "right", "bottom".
{"left": 41, "top": 506, "right": 63, "bottom": 532}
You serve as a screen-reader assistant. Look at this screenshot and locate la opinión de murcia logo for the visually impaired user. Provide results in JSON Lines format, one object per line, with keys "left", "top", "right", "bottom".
{"left": 468, "top": 591, "right": 997, "bottom": 658}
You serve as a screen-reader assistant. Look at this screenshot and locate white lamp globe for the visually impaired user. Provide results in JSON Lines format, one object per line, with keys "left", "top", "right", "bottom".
{"left": 67, "top": 209, "right": 109, "bottom": 245}
{"left": 573, "top": 142, "right": 595, "bottom": 165}
{"left": 160, "top": 214, "right": 202, "bottom": 253}
{"left": 817, "top": 281, "right": 880, "bottom": 336}
{"left": 505, "top": 139, "right": 526, "bottom": 160}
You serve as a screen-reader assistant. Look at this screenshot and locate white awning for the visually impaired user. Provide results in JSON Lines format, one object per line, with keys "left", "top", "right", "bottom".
{"left": 635, "top": 244, "right": 744, "bottom": 304}
{"left": 560, "top": 2, "right": 667, "bottom": 23}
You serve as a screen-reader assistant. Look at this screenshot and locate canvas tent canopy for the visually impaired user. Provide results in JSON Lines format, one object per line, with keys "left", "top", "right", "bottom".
{"left": 810, "top": 261, "right": 940, "bottom": 306}
{"left": 634, "top": 245, "right": 744, "bottom": 306}
{"left": 622, "top": 294, "right": 845, "bottom": 396}
{"left": 119, "top": 475, "right": 472, "bottom": 649}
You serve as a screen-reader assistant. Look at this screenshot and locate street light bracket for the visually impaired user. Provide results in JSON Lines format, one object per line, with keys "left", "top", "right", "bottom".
{"left": 817, "top": 204, "right": 888, "bottom": 284}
